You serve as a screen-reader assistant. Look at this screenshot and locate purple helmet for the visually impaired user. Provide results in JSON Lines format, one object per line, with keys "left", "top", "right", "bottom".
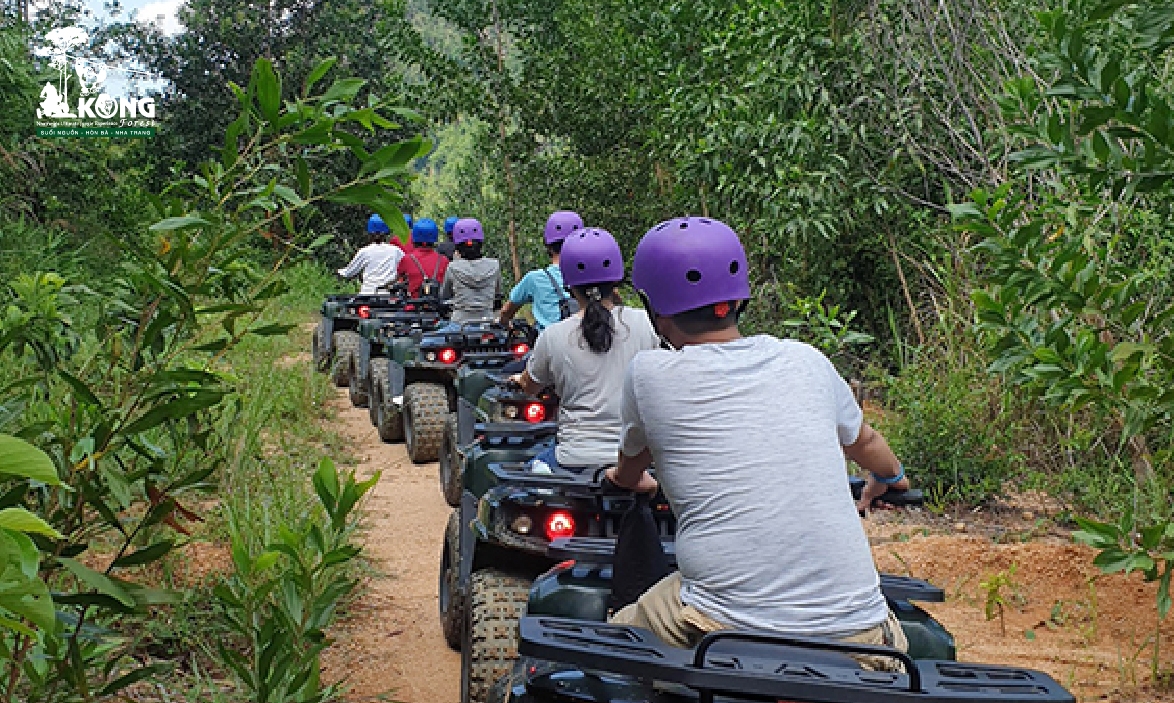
{"left": 453, "top": 217, "right": 484, "bottom": 244}
{"left": 543, "top": 210, "right": 584, "bottom": 245}
{"left": 560, "top": 228, "right": 624, "bottom": 288}
{"left": 631, "top": 217, "right": 750, "bottom": 317}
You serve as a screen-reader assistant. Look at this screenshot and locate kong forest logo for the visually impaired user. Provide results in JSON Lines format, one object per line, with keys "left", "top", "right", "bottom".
{"left": 35, "top": 27, "right": 158, "bottom": 139}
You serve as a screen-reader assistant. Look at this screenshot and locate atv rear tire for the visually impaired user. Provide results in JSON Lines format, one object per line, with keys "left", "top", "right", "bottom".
{"left": 368, "top": 358, "right": 389, "bottom": 427}
{"left": 348, "top": 354, "right": 370, "bottom": 408}
{"left": 330, "top": 331, "right": 360, "bottom": 387}
{"left": 403, "top": 382, "right": 448, "bottom": 463}
{"left": 312, "top": 321, "right": 331, "bottom": 373}
{"left": 461, "top": 569, "right": 531, "bottom": 703}
{"left": 373, "top": 372, "right": 404, "bottom": 442}
{"left": 439, "top": 412, "right": 462, "bottom": 507}
{"left": 439, "top": 510, "right": 464, "bottom": 650}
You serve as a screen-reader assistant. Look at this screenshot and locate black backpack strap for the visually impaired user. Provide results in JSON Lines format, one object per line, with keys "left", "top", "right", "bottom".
{"left": 407, "top": 253, "right": 427, "bottom": 277}
{"left": 541, "top": 266, "right": 567, "bottom": 301}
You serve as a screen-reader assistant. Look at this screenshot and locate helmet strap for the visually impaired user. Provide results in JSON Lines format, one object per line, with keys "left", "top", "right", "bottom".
{"left": 636, "top": 289, "right": 679, "bottom": 351}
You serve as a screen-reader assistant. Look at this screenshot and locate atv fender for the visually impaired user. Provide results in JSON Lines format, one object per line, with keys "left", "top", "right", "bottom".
{"left": 457, "top": 397, "right": 476, "bottom": 446}
{"left": 320, "top": 316, "right": 334, "bottom": 356}
{"left": 389, "top": 360, "right": 406, "bottom": 399}
{"left": 458, "top": 490, "right": 484, "bottom": 585}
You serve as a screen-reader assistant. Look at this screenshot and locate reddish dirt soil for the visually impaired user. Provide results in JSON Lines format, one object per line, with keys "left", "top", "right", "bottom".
{"left": 867, "top": 514, "right": 1174, "bottom": 703}
{"left": 320, "top": 389, "right": 460, "bottom": 703}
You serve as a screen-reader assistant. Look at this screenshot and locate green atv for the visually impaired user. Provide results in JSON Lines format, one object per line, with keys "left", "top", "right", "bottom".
{"left": 439, "top": 370, "right": 559, "bottom": 507}
{"left": 349, "top": 299, "right": 448, "bottom": 413}
{"left": 371, "top": 320, "right": 535, "bottom": 462}
{"left": 312, "top": 286, "right": 409, "bottom": 387}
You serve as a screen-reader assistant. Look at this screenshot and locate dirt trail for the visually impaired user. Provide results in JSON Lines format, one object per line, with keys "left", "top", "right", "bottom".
{"left": 320, "top": 389, "right": 460, "bottom": 703}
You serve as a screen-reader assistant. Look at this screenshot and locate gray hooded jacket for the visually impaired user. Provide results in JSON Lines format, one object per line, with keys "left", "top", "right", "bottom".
{"left": 442, "top": 258, "right": 501, "bottom": 322}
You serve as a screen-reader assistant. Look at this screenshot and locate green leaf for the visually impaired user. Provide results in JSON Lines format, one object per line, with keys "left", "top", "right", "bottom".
{"left": 120, "top": 391, "right": 225, "bottom": 435}
{"left": 58, "top": 371, "right": 101, "bottom": 408}
{"left": 312, "top": 459, "right": 340, "bottom": 512}
{"left": 149, "top": 216, "right": 210, "bottom": 232}
{"left": 0, "top": 509, "right": 62, "bottom": 539}
{"left": 296, "top": 156, "right": 311, "bottom": 197}
{"left": 319, "top": 78, "right": 366, "bottom": 105}
{"left": 247, "top": 323, "right": 295, "bottom": 337}
{"left": 0, "top": 577, "right": 55, "bottom": 631}
{"left": 1159, "top": 563, "right": 1173, "bottom": 620}
{"left": 273, "top": 184, "right": 305, "bottom": 207}
{"left": 1110, "top": 342, "right": 1150, "bottom": 363}
{"left": 304, "top": 57, "right": 337, "bottom": 95}
{"left": 99, "top": 663, "right": 172, "bottom": 696}
{"left": 253, "top": 58, "right": 281, "bottom": 125}
{"left": 1073, "top": 517, "right": 1120, "bottom": 548}
{"left": 0, "top": 435, "right": 62, "bottom": 486}
{"left": 57, "top": 558, "right": 135, "bottom": 607}
{"left": 1091, "top": 547, "right": 1133, "bottom": 574}
{"left": 253, "top": 550, "right": 280, "bottom": 572}
{"left": 112, "top": 540, "right": 174, "bottom": 568}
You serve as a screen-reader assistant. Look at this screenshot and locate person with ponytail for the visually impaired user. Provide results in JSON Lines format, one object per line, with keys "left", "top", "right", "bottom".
{"left": 511, "top": 228, "right": 659, "bottom": 472}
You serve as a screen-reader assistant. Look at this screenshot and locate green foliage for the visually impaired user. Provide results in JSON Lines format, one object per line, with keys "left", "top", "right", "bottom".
{"left": 0, "top": 57, "right": 419, "bottom": 701}
{"left": 979, "top": 563, "right": 1020, "bottom": 636}
{"left": 748, "top": 287, "right": 874, "bottom": 375}
{"left": 881, "top": 357, "right": 1017, "bottom": 504}
{"left": 1074, "top": 509, "right": 1174, "bottom": 679}
{"left": 214, "top": 459, "right": 377, "bottom": 703}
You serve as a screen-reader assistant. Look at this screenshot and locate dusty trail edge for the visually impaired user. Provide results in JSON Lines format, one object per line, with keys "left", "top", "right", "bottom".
{"left": 320, "top": 387, "right": 460, "bottom": 703}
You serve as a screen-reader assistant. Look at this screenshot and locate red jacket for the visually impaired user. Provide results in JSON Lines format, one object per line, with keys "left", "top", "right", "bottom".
{"left": 397, "top": 248, "right": 450, "bottom": 297}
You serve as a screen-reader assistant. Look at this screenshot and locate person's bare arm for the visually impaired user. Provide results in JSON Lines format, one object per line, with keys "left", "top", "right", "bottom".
{"left": 605, "top": 449, "right": 657, "bottom": 494}
{"left": 498, "top": 300, "right": 521, "bottom": 325}
{"left": 510, "top": 369, "right": 544, "bottom": 396}
{"left": 844, "top": 423, "right": 909, "bottom": 513}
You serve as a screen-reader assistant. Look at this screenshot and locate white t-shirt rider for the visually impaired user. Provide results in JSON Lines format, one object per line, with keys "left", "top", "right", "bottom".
{"left": 619, "top": 335, "right": 890, "bottom": 638}
{"left": 338, "top": 242, "right": 404, "bottom": 294}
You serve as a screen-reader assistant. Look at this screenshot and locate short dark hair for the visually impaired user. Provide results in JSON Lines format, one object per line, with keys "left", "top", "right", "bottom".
{"left": 546, "top": 241, "right": 563, "bottom": 255}
{"left": 457, "top": 240, "right": 483, "bottom": 259}
{"left": 670, "top": 302, "right": 740, "bottom": 335}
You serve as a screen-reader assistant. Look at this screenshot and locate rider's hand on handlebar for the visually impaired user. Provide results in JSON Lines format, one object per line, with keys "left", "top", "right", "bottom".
{"left": 604, "top": 466, "right": 659, "bottom": 496}
{"left": 856, "top": 472, "right": 910, "bottom": 516}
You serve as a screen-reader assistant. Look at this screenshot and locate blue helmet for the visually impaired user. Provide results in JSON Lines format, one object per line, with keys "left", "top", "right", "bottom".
{"left": 368, "top": 214, "right": 390, "bottom": 234}
{"left": 412, "top": 218, "right": 440, "bottom": 244}
{"left": 444, "top": 216, "right": 459, "bottom": 235}
{"left": 403, "top": 213, "right": 413, "bottom": 229}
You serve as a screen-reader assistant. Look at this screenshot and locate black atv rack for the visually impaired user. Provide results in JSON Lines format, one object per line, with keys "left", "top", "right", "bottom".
{"left": 518, "top": 617, "right": 1073, "bottom": 703}
{"left": 475, "top": 422, "right": 558, "bottom": 449}
{"left": 544, "top": 537, "right": 945, "bottom": 603}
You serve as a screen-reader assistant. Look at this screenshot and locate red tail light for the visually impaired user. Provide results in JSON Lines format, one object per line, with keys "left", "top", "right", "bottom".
{"left": 524, "top": 402, "right": 546, "bottom": 423}
{"left": 357, "top": 305, "right": 371, "bottom": 318}
{"left": 512, "top": 343, "right": 530, "bottom": 358}
{"left": 439, "top": 347, "right": 458, "bottom": 364}
{"left": 404, "top": 304, "right": 416, "bottom": 311}
{"left": 545, "top": 511, "right": 575, "bottom": 541}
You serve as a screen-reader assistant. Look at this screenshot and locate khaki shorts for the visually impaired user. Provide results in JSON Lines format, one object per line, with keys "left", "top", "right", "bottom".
{"left": 608, "top": 572, "right": 909, "bottom": 672}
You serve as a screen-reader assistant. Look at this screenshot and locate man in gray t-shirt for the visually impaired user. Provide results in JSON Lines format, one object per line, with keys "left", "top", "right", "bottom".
{"left": 606, "top": 217, "right": 911, "bottom": 670}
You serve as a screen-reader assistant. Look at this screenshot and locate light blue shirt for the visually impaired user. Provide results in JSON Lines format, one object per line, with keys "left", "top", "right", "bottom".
{"left": 508, "top": 265, "right": 567, "bottom": 330}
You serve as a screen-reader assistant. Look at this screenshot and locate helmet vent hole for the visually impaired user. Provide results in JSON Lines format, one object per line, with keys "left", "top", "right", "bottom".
{"left": 602, "top": 259, "right": 611, "bottom": 268}
{"left": 679, "top": 222, "right": 689, "bottom": 229}
{"left": 577, "top": 262, "right": 586, "bottom": 270}
{"left": 685, "top": 269, "right": 702, "bottom": 283}
{"left": 730, "top": 260, "right": 739, "bottom": 274}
